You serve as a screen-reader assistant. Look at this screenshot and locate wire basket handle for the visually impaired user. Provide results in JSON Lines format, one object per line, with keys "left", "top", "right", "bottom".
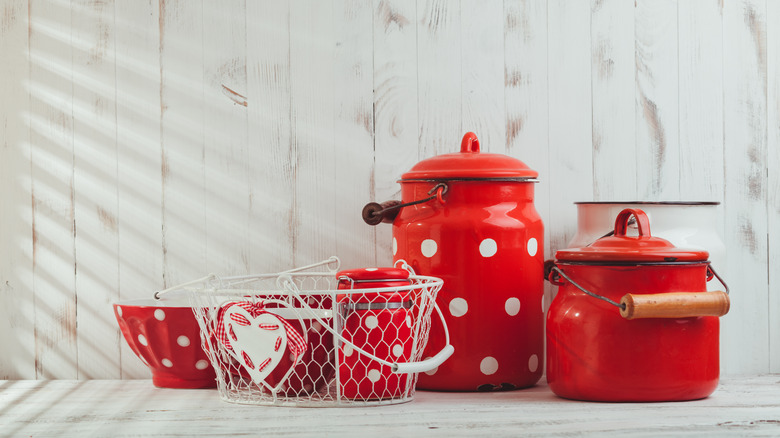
{"left": 218, "top": 256, "right": 341, "bottom": 287}
{"left": 394, "top": 259, "right": 416, "bottom": 276}
{"left": 154, "top": 257, "right": 341, "bottom": 300}
{"left": 154, "top": 274, "right": 217, "bottom": 300}
{"left": 276, "top": 273, "right": 454, "bottom": 374}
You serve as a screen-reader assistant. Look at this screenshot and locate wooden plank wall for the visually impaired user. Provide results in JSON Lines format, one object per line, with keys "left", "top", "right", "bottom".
{"left": 0, "top": 0, "right": 778, "bottom": 379}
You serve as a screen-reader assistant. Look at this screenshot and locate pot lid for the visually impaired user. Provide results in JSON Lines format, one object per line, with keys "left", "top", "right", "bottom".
{"left": 400, "top": 132, "right": 538, "bottom": 180}
{"left": 555, "top": 208, "right": 709, "bottom": 263}
{"left": 336, "top": 267, "right": 410, "bottom": 282}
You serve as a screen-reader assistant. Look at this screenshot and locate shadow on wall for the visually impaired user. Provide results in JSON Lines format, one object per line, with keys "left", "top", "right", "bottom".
{"left": 4, "top": 0, "right": 357, "bottom": 380}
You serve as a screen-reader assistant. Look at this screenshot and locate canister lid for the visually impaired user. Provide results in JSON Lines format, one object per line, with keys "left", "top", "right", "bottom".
{"left": 336, "top": 267, "right": 410, "bottom": 282}
{"left": 400, "top": 132, "right": 538, "bottom": 180}
{"left": 555, "top": 208, "right": 709, "bottom": 263}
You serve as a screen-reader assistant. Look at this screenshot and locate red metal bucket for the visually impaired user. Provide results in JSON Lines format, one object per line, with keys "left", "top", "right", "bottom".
{"left": 546, "top": 208, "right": 730, "bottom": 402}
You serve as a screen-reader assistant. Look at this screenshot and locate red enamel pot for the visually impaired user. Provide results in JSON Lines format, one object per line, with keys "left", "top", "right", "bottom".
{"left": 363, "top": 132, "right": 544, "bottom": 391}
{"left": 545, "top": 208, "right": 730, "bottom": 402}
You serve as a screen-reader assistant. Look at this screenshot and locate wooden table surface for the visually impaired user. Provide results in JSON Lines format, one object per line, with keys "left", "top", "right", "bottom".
{"left": 1, "top": 376, "right": 779, "bottom": 437}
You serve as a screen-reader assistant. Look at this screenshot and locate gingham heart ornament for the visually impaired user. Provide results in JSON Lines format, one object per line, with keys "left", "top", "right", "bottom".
{"left": 221, "top": 301, "right": 308, "bottom": 392}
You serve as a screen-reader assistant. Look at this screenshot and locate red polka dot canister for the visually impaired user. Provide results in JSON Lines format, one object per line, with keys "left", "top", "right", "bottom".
{"left": 336, "top": 267, "right": 414, "bottom": 400}
{"left": 362, "top": 132, "right": 544, "bottom": 391}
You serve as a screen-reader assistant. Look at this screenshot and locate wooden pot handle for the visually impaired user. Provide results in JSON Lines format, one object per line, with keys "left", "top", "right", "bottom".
{"left": 619, "top": 291, "right": 730, "bottom": 320}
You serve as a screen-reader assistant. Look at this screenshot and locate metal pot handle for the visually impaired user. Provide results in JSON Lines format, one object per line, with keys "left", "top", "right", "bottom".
{"left": 362, "top": 183, "right": 448, "bottom": 225}
{"left": 549, "top": 265, "right": 730, "bottom": 320}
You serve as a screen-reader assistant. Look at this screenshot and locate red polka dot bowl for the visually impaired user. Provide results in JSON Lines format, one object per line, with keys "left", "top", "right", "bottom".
{"left": 113, "top": 298, "right": 217, "bottom": 389}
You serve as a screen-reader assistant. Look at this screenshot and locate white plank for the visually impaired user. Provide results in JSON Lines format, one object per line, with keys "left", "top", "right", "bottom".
{"left": 722, "top": 0, "right": 769, "bottom": 375}
{"left": 590, "top": 0, "right": 636, "bottom": 201}
{"left": 372, "top": 0, "right": 418, "bottom": 266}
{"left": 115, "top": 0, "right": 163, "bottom": 378}
{"left": 0, "top": 0, "right": 35, "bottom": 379}
{"left": 289, "top": 0, "right": 336, "bottom": 266}
{"left": 2, "top": 378, "right": 780, "bottom": 437}
{"left": 202, "top": 0, "right": 250, "bottom": 276}
{"left": 245, "top": 2, "right": 295, "bottom": 273}
{"left": 72, "top": 0, "right": 120, "bottom": 379}
{"left": 333, "top": 0, "right": 377, "bottom": 269}
{"left": 159, "top": 0, "right": 207, "bottom": 287}
{"left": 678, "top": 0, "right": 724, "bottom": 202}
{"left": 678, "top": 0, "right": 731, "bottom": 373}
{"left": 767, "top": 0, "right": 780, "bottom": 373}
{"left": 503, "top": 0, "right": 550, "bottom": 309}
{"left": 461, "top": 0, "right": 504, "bottom": 153}
{"left": 27, "top": 0, "right": 78, "bottom": 379}
{"left": 547, "top": 0, "right": 593, "bottom": 254}
{"left": 417, "top": 0, "right": 461, "bottom": 158}
{"left": 635, "top": 0, "right": 680, "bottom": 200}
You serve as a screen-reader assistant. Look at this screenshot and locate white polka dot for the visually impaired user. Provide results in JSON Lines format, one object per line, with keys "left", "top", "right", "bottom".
{"left": 364, "top": 315, "right": 379, "bottom": 329}
{"left": 480, "top": 356, "right": 499, "bottom": 375}
{"left": 311, "top": 321, "right": 322, "bottom": 333}
{"left": 289, "top": 353, "right": 295, "bottom": 362}
{"left": 162, "top": 358, "right": 173, "bottom": 368}
{"left": 154, "top": 309, "right": 166, "bottom": 321}
{"left": 392, "top": 344, "right": 404, "bottom": 357}
{"left": 343, "top": 344, "right": 354, "bottom": 357}
{"left": 421, "top": 239, "right": 438, "bottom": 257}
{"left": 479, "top": 238, "right": 498, "bottom": 257}
{"left": 528, "top": 354, "right": 539, "bottom": 373}
{"left": 304, "top": 384, "right": 313, "bottom": 392}
{"left": 505, "top": 297, "right": 521, "bottom": 316}
{"left": 195, "top": 360, "right": 209, "bottom": 370}
{"left": 406, "top": 315, "right": 412, "bottom": 328}
{"left": 367, "top": 369, "right": 382, "bottom": 383}
{"left": 527, "top": 238, "right": 538, "bottom": 257}
{"left": 116, "top": 306, "right": 122, "bottom": 317}
{"left": 449, "top": 298, "right": 468, "bottom": 317}
{"left": 392, "top": 238, "right": 398, "bottom": 256}
{"left": 137, "top": 334, "right": 148, "bottom": 346}
{"left": 365, "top": 267, "right": 378, "bottom": 272}
{"left": 177, "top": 335, "right": 190, "bottom": 347}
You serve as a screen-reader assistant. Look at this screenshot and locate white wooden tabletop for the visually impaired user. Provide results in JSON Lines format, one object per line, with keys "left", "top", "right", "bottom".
{"left": 1, "top": 376, "right": 779, "bottom": 437}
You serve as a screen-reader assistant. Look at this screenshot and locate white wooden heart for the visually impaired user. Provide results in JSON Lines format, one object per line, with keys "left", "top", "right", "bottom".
{"left": 223, "top": 304, "right": 297, "bottom": 392}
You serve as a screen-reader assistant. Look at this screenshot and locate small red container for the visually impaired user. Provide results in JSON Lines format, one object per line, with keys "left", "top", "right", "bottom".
{"left": 114, "top": 299, "right": 216, "bottom": 389}
{"left": 546, "top": 208, "right": 729, "bottom": 402}
{"left": 336, "top": 267, "right": 414, "bottom": 400}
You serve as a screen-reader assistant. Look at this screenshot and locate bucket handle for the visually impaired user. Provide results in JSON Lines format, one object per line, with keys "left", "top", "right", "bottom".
{"left": 153, "top": 257, "right": 341, "bottom": 300}
{"left": 362, "top": 183, "right": 448, "bottom": 225}
{"left": 549, "top": 265, "right": 730, "bottom": 320}
{"left": 277, "top": 273, "right": 454, "bottom": 374}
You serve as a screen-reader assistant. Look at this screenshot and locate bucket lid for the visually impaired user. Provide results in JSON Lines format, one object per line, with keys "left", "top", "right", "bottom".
{"left": 555, "top": 208, "right": 709, "bottom": 263}
{"left": 400, "top": 132, "right": 538, "bottom": 180}
{"left": 336, "top": 267, "right": 410, "bottom": 282}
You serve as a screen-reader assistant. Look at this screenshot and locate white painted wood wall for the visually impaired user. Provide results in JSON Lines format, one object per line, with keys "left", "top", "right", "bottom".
{"left": 1, "top": 0, "right": 778, "bottom": 380}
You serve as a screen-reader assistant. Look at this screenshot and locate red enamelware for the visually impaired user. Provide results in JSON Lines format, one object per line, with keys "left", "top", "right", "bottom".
{"left": 114, "top": 298, "right": 216, "bottom": 389}
{"left": 363, "top": 132, "right": 544, "bottom": 391}
{"left": 546, "top": 208, "right": 729, "bottom": 402}
{"left": 336, "top": 267, "right": 413, "bottom": 400}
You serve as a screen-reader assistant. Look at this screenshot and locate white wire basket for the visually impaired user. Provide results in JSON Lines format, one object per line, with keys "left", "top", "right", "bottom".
{"left": 162, "top": 257, "right": 452, "bottom": 407}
